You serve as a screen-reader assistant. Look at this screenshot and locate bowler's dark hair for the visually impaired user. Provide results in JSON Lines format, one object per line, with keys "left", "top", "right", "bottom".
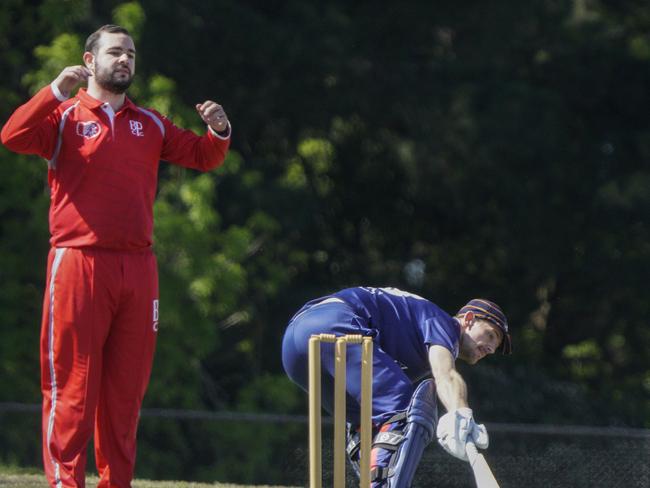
{"left": 84, "top": 24, "right": 131, "bottom": 54}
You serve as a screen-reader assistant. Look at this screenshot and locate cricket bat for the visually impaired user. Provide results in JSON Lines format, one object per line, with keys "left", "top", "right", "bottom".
{"left": 465, "top": 440, "right": 500, "bottom": 488}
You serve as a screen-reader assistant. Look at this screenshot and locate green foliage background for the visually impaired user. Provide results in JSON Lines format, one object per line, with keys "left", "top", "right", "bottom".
{"left": 0, "top": 0, "right": 649, "bottom": 484}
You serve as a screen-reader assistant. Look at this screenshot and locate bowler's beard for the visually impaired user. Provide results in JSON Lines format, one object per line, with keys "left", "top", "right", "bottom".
{"left": 94, "top": 65, "right": 133, "bottom": 94}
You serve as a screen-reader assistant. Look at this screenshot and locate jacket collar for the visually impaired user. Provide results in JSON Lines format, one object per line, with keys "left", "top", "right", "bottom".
{"left": 76, "top": 88, "right": 135, "bottom": 112}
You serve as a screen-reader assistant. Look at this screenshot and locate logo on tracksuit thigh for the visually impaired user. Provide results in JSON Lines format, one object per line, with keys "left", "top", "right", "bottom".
{"left": 152, "top": 299, "right": 159, "bottom": 331}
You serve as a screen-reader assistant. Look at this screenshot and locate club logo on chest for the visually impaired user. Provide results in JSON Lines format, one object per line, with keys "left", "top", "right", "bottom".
{"left": 75, "top": 121, "right": 101, "bottom": 139}
{"left": 129, "top": 120, "right": 144, "bottom": 137}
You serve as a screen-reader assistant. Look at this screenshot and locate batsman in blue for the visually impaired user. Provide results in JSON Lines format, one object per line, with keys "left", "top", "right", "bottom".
{"left": 281, "top": 286, "right": 512, "bottom": 487}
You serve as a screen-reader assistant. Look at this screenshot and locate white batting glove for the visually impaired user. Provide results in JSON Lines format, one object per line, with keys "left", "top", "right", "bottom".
{"left": 436, "top": 408, "right": 489, "bottom": 461}
{"left": 471, "top": 422, "right": 489, "bottom": 449}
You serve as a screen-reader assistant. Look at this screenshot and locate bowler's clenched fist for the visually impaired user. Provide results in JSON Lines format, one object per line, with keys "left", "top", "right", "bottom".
{"left": 196, "top": 101, "right": 229, "bottom": 134}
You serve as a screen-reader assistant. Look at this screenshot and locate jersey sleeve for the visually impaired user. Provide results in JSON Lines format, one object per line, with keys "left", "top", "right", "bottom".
{"left": 0, "top": 84, "right": 62, "bottom": 159}
{"left": 158, "top": 114, "right": 230, "bottom": 172}
{"left": 421, "top": 315, "right": 460, "bottom": 355}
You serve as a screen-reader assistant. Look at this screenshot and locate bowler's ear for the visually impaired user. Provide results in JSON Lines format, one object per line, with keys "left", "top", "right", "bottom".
{"left": 82, "top": 51, "right": 95, "bottom": 71}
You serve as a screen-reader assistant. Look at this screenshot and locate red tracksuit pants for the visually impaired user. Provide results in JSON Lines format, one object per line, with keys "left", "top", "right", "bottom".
{"left": 40, "top": 247, "right": 159, "bottom": 488}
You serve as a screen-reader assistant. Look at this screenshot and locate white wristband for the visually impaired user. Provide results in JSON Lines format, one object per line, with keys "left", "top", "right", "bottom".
{"left": 209, "top": 121, "right": 231, "bottom": 140}
{"left": 50, "top": 83, "right": 69, "bottom": 102}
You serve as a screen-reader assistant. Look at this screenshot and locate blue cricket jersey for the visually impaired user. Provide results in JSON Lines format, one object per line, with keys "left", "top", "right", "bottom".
{"left": 332, "top": 287, "right": 460, "bottom": 382}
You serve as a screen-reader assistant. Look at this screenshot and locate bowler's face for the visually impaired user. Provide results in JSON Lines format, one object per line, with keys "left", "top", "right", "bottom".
{"left": 92, "top": 32, "right": 136, "bottom": 93}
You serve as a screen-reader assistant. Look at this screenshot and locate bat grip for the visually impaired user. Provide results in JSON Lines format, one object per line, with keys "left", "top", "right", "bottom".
{"left": 465, "top": 439, "right": 479, "bottom": 467}
{"left": 465, "top": 439, "right": 500, "bottom": 488}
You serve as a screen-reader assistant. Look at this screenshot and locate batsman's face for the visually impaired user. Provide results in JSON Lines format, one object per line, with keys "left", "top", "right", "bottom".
{"left": 460, "top": 320, "right": 503, "bottom": 364}
{"left": 89, "top": 33, "right": 136, "bottom": 94}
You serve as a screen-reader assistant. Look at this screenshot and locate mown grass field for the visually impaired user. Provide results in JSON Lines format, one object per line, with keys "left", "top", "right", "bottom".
{"left": 0, "top": 466, "right": 293, "bottom": 488}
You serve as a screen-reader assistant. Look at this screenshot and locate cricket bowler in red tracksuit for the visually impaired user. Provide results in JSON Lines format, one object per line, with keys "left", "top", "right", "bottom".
{"left": 1, "top": 25, "right": 231, "bottom": 488}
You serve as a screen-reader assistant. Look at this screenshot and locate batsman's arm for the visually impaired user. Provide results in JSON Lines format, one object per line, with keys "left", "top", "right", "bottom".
{"left": 428, "top": 345, "right": 469, "bottom": 412}
{"left": 431, "top": 345, "right": 490, "bottom": 460}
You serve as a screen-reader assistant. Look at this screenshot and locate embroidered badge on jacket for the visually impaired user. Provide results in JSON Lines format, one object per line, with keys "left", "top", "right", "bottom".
{"left": 76, "top": 121, "right": 101, "bottom": 139}
{"left": 129, "top": 120, "right": 144, "bottom": 137}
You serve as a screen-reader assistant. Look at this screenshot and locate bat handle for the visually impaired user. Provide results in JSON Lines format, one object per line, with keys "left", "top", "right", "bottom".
{"left": 465, "top": 439, "right": 501, "bottom": 488}
{"left": 465, "top": 439, "right": 479, "bottom": 467}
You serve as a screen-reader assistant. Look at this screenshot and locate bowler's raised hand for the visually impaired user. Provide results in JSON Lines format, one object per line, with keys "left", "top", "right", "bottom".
{"left": 196, "top": 101, "right": 229, "bottom": 135}
{"left": 52, "top": 66, "right": 92, "bottom": 98}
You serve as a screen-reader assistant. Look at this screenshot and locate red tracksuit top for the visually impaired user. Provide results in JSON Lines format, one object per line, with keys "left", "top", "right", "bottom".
{"left": 1, "top": 85, "right": 230, "bottom": 250}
